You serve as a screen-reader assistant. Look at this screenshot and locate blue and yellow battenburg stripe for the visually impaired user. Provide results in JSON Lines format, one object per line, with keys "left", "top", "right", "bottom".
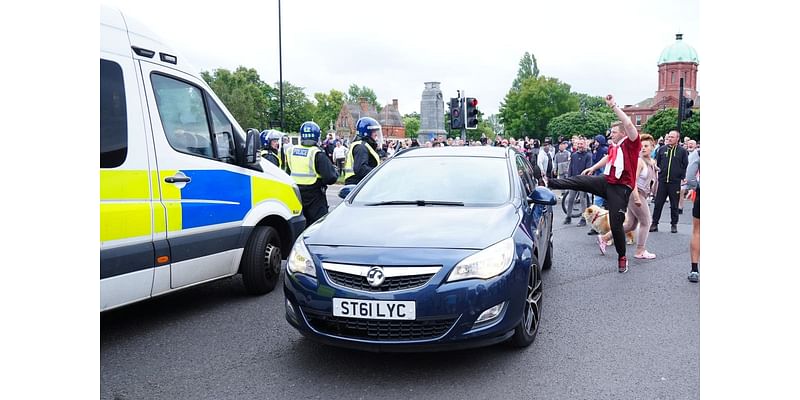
{"left": 100, "top": 169, "right": 301, "bottom": 242}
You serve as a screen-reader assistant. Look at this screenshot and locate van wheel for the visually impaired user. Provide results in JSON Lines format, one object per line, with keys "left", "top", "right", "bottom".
{"left": 241, "top": 226, "right": 282, "bottom": 295}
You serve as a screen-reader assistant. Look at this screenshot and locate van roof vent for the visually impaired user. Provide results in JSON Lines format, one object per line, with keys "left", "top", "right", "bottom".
{"left": 131, "top": 46, "right": 155, "bottom": 58}
{"left": 159, "top": 53, "right": 177, "bottom": 65}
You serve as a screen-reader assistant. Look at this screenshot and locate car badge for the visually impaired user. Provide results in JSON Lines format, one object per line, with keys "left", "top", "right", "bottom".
{"left": 366, "top": 266, "right": 385, "bottom": 287}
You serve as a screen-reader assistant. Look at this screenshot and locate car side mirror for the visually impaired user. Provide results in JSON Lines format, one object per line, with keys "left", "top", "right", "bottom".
{"left": 528, "top": 187, "right": 557, "bottom": 206}
{"left": 244, "top": 128, "right": 261, "bottom": 165}
{"left": 338, "top": 185, "right": 356, "bottom": 199}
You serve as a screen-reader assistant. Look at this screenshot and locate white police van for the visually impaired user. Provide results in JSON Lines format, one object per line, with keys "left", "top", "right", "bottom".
{"left": 100, "top": 6, "right": 305, "bottom": 311}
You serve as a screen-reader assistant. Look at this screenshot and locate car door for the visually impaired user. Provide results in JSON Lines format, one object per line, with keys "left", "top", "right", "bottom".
{"left": 139, "top": 62, "right": 250, "bottom": 289}
{"left": 516, "top": 155, "right": 547, "bottom": 260}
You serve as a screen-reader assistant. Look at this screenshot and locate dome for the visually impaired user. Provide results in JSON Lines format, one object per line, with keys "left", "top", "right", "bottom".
{"left": 658, "top": 34, "right": 699, "bottom": 65}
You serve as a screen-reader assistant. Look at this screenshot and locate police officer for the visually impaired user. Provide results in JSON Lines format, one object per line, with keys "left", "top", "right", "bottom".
{"left": 260, "top": 130, "right": 285, "bottom": 171}
{"left": 288, "top": 122, "right": 338, "bottom": 226}
{"left": 344, "top": 117, "right": 382, "bottom": 185}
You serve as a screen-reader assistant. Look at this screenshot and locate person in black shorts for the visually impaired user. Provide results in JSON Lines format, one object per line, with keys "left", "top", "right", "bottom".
{"left": 686, "top": 150, "right": 700, "bottom": 282}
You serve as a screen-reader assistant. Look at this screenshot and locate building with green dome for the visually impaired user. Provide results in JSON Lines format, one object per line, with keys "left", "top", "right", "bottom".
{"left": 623, "top": 34, "right": 699, "bottom": 131}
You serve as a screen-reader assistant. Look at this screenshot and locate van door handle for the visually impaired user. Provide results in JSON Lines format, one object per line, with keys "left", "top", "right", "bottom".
{"left": 165, "top": 176, "right": 191, "bottom": 183}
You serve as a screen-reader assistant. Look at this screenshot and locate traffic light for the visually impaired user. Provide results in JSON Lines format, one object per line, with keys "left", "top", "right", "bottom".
{"left": 449, "top": 98, "right": 463, "bottom": 129}
{"left": 681, "top": 97, "right": 694, "bottom": 121}
{"left": 465, "top": 97, "right": 479, "bottom": 129}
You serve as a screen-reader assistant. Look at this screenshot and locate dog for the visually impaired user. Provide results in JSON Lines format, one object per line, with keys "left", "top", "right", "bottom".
{"left": 582, "top": 205, "right": 635, "bottom": 246}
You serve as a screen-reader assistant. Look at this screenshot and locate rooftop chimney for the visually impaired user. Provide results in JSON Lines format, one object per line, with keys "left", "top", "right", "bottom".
{"left": 392, "top": 99, "right": 398, "bottom": 110}
{"left": 359, "top": 97, "right": 368, "bottom": 112}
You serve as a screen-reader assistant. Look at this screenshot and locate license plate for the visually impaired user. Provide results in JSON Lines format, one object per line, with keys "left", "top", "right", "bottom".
{"left": 333, "top": 298, "right": 416, "bottom": 320}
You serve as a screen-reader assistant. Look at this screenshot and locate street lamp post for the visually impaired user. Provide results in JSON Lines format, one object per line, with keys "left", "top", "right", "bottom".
{"left": 278, "top": 0, "right": 284, "bottom": 132}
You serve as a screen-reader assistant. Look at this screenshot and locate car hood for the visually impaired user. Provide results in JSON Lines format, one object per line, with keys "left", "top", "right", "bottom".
{"left": 304, "top": 203, "right": 519, "bottom": 250}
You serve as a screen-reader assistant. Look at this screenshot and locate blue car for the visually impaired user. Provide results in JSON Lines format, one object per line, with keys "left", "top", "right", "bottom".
{"left": 283, "top": 146, "right": 556, "bottom": 351}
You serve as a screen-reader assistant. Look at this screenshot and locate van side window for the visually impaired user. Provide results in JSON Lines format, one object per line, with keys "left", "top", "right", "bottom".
{"left": 100, "top": 59, "right": 127, "bottom": 168}
{"left": 151, "top": 74, "right": 214, "bottom": 159}
{"left": 207, "top": 99, "right": 236, "bottom": 164}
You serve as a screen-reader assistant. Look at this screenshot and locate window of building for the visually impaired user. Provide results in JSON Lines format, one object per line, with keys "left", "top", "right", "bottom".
{"left": 100, "top": 59, "right": 127, "bottom": 168}
{"left": 671, "top": 71, "right": 675, "bottom": 84}
{"left": 635, "top": 115, "right": 642, "bottom": 126}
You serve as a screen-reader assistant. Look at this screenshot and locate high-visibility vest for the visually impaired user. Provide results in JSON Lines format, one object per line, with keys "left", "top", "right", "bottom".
{"left": 343, "top": 141, "right": 381, "bottom": 181}
{"left": 261, "top": 149, "right": 282, "bottom": 169}
{"left": 288, "top": 145, "right": 321, "bottom": 185}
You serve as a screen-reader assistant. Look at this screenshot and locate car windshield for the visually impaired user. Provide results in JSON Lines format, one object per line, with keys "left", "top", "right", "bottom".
{"left": 351, "top": 156, "right": 511, "bottom": 206}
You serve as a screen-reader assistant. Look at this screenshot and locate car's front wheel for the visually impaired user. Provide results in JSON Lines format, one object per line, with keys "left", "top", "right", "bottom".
{"left": 508, "top": 259, "right": 542, "bottom": 347}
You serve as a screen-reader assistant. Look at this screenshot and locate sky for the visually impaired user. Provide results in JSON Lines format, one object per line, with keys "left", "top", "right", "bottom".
{"left": 103, "top": 0, "right": 699, "bottom": 118}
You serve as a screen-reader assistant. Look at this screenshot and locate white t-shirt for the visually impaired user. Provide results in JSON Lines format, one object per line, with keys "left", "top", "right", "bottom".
{"left": 333, "top": 146, "right": 346, "bottom": 160}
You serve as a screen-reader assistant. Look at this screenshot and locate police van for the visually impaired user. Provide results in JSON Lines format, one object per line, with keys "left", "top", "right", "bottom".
{"left": 100, "top": 6, "right": 305, "bottom": 311}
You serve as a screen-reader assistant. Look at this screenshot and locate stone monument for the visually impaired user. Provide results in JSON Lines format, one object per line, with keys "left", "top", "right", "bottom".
{"left": 419, "top": 82, "right": 446, "bottom": 144}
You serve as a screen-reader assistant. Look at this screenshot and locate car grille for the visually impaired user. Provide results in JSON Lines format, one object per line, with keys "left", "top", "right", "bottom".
{"left": 326, "top": 270, "right": 435, "bottom": 292}
{"left": 302, "top": 309, "right": 456, "bottom": 341}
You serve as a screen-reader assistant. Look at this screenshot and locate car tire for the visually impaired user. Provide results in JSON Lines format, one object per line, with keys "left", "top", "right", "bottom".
{"left": 241, "top": 226, "right": 282, "bottom": 295}
{"left": 541, "top": 236, "right": 553, "bottom": 270}
{"left": 508, "top": 259, "right": 542, "bottom": 348}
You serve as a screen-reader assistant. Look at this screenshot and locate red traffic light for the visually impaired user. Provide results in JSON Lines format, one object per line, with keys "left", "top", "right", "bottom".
{"left": 470, "top": 98, "right": 478, "bottom": 107}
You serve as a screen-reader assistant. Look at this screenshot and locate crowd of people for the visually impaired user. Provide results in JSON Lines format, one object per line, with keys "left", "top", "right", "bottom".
{"left": 258, "top": 100, "right": 700, "bottom": 282}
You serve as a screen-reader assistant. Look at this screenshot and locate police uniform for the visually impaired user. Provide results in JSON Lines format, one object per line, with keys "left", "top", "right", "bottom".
{"left": 289, "top": 123, "right": 338, "bottom": 226}
{"left": 343, "top": 139, "right": 380, "bottom": 185}
{"left": 261, "top": 149, "right": 281, "bottom": 169}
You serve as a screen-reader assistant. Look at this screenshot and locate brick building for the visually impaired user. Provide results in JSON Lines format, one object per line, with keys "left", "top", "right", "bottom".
{"left": 335, "top": 97, "right": 405, "bottom": 141}
{"left": 622, "top": 34, "right": 699, "bottom": 131}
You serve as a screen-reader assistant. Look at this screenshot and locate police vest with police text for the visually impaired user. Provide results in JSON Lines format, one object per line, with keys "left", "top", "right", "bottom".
{"left": 289, "top": 146, "right": 322, "bottom": 185}
{"left": 343, "top": 141, "right": 381, "bottom": 180}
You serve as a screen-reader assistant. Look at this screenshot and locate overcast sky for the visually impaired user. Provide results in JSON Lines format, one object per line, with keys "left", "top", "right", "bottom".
{"left": 103, "top": 0, "right": 699, "bottom": 117}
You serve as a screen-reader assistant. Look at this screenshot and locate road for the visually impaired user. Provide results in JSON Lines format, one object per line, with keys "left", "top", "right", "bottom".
{"left": 101, "top": 185, "right": 699, "bottom": 400}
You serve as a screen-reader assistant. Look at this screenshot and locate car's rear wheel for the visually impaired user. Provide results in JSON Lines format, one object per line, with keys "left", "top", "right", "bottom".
{"left": 508, "top": 259, "right": 542, "bottom": 347}
{"left": 241, "top": 226, "right": 282, "bottom": 295}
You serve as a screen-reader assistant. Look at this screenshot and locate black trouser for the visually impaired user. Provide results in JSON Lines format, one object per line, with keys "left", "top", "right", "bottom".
{"left": 549, "top": 175, "right": 632, "bottom": 259}
{"left": 299, "top": 186, "right": 329, "bottom": 227}
{"left": 652, "top": 181, "right": 681, "bottom": 226}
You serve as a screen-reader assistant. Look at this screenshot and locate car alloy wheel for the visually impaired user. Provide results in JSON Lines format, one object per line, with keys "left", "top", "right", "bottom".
{"left": 524, "top": 263, "right": 542, "bottom": 335}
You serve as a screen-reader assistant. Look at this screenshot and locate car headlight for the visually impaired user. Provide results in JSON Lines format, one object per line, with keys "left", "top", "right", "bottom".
{"left": 287, "top": 238, "right": 316, "bottom": 278}
{"left": 447, "top": 238, "right": 515, "bottom": 282}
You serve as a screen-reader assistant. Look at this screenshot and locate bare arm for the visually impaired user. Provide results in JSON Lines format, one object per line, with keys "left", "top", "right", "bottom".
{"left": 605, "top": 94, "right": 639, "bottom": 141}
{"left": 583, "top": 155, "right": 608, "bottom": 175}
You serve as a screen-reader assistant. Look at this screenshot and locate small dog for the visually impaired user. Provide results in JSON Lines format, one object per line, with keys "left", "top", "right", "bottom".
{"left": 582, "top": 205, "right": 635, "bottom": 246}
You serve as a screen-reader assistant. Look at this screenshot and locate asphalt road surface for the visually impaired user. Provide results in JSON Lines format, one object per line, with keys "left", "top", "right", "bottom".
{"left": 101, "top": 185, "right": 699, "bottom": 400}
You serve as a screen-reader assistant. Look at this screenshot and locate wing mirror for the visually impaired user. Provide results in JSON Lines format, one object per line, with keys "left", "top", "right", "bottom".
{"left": 528, "top": 187, "right": 557, "bottom": 206}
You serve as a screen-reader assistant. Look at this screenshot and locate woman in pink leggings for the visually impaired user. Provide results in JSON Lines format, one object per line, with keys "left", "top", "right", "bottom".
{"left": 601, "top": 133, "right": 658, "bottom": 259}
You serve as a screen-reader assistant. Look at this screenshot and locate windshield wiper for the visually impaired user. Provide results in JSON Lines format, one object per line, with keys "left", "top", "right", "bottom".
{"left": 364, "top": 200, "right": 464, "bottom": 206}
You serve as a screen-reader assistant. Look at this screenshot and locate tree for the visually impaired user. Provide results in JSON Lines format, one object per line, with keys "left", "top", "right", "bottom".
{"left": 499, "top": 76, "right": 579, "bottom": 140}
{"left": 547, "top": 110, "right": 614, "bottom": 139}
{"left": 486, "top": 114, "right": 504, "bottom": 137}
{"left": 346, "top": 84, "right": 382, "bottom": 112}
{"left": 402, "top": 112, "right": 420, "bottom": 139}
{"left": 313, "top": 89, "right": 346, "bottom": 132}
{"left": 266, "top": 81, "right": 316, "bottom": 133}
{"left": 642, "top": 108, "right": 700, "bottom": 141}
{"left": 511, "top": 52, "right": 540, "bottom": 91}
{"left": 201, "top": 66, "right": 271, "bottom": 131}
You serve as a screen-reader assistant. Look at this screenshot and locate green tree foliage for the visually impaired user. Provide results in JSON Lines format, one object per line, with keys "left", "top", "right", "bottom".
{"left": 547, "top": 110, "right": 614, "bottom": 139}
{"left": 313, "top": 89, "right": 346, "bottom": 132}
{"left": 511, "top": 52, "right": 540, "bottom": 91}
{"left": 642, "top": 108, "right": 700, "bottom": 141}
{"left": 486, "top": 114, "right": 504, "bottom": 137}
{"left": 201, "top": 66, "right": 271, "bottom": 130}
{"left": 266, "top": 81, "right": 316, "bottom": 133}
{"left": 499, "top": 76, "right": 579, "bottom": 140}
{"left": 402, "top": 112, "right": 420, "bottom": 139}
{"left": 346, "top": 84, "right": 382, "bottom": 113}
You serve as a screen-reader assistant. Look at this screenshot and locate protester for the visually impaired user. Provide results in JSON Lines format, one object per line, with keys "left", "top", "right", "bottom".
{"left": 650, "top": 130, "right": 689, "bottom": 233}
{"left": 547, "top": 94, "right": 642, "bottom": 273}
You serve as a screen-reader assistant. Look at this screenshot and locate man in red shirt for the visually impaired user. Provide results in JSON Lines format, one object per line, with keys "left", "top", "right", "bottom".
{"left": 547, "top": 94, "right": 642, "bottom": 273}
